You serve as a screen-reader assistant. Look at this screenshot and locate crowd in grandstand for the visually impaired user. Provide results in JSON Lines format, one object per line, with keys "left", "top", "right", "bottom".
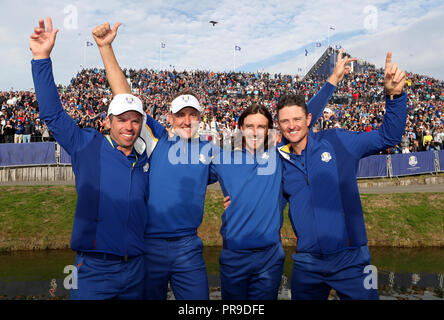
{"left": 0, "top": 63, "right": 443, "bottom": 154}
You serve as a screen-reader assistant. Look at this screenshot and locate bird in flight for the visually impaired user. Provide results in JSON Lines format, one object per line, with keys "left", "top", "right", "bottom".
{"left": 209, "top": 21, "right": 218, "bottom": 26}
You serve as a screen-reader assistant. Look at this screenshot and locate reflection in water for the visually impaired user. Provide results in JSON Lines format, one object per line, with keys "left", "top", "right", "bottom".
{"left": 0, "top": 247, "right": 443, "bottom": 300}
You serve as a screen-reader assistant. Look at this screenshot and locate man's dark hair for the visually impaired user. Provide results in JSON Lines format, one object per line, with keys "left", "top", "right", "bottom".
{"left": 276, "top": 94, "right": 308, "bottom": 116}
{"left": 238, "top": 103, "right": 273, "bottom": 129}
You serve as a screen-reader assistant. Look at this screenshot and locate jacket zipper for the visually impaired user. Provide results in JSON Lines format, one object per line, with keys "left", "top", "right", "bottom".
{"left": 286, "top": 153, "right": 324, "bottom": 257}
{"left": 124, "top": 163, "right": 135, "bottom": 261}
{"left": 305, "top": 171, "right": 323, "bottom": 257}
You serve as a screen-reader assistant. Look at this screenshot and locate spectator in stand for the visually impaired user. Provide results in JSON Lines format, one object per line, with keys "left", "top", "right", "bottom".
{"left": 3, "top": 120, "right": 15, "bottom": 143}
{"left": 22, "top": 119, "right": 33, "bottom": 143}
{"left": 401, "top": 133, "right": 410, "bottom": 153}
{"left": 433, "top": 126, "right": 443, "bottom": 150}
{"left": 42, "top": 122, "right": 50, "bottom": 141}
{"left": 0, "top": 115, "right": 5, "bottom": 143}
{"left": 423, "top": 130, "right": 433, "bottom": 150}
{"left": 14, "top": 119, "right": 23, "bottom": 143}
{"left": 33, "top": 118, "right": 43, "bottom": 142}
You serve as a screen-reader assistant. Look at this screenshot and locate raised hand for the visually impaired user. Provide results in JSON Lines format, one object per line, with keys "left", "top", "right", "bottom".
{"left": 384, "top": 52, "right": 406, "bottom": 96}
{"left": 328, "top": 48, "right": 357, "bottom": 86}
{"left": 92, "top": 22, "right": 122, "bottom": 48}
{"left": 29, "top": 17, "right": 59, "bottom": 59}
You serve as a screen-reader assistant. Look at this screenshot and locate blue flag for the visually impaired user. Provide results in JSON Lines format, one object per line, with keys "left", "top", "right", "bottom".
{"left": 161, "top": 42, "right": 166, "bottom": 48}
{"left": 305, "top": 49, "right": 308, "bottom": 56}
{"left": 315, "top": 42, "right": 322, "bottom": 47}
{"left": 235, "top": 45, "right": 241, "bottom": 51}
{"left": 86, "top": 41, "right": 94, "bottom": 47}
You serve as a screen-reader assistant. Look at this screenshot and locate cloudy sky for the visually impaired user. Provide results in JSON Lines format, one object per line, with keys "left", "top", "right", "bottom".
{"left": 1, "top": 0, "right": 443, "bottom": 91}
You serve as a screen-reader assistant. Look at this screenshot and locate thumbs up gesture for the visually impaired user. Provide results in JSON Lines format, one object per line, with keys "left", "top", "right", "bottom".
{"left": 92, "top": 22, "right": 122, "bottom": 48}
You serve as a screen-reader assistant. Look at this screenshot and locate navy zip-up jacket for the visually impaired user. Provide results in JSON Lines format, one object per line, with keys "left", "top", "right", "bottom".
{"left": 32, "top": 58, "right": 151, "bottom": 257}
{"left": 278, "top": 93, "right": 407, "bottom": 254}
{"left": 141, "top": 115, "right": 218, "bottom": 238}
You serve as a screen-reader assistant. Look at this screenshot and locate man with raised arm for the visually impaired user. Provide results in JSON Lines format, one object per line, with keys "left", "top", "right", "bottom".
{"left": 30, "top": 17, "right": 152, "bottom": 300}
{"left": 276, "top": 52, "right": 407, "bottom": 300}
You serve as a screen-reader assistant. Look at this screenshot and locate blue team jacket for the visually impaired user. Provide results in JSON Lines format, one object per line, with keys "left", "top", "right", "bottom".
{"left": 142, "top": 116, "right": 218, "bottom": 238}
{"left": 211, "top": 148, "right": 284, "bottom": 250}
{"left": 32, "top": 58, "right": 150, "bottom": 257}
{"left": 278, "top": 93, "right": 407, "bottom": 254}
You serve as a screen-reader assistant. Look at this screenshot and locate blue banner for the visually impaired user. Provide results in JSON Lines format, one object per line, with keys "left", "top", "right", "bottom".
{"left": 438, "top": 150, "right": 444, "bottom": 172}
{"left": 391, "top": 151, "right": 436, "bottom": 176}
{"left": 357, "top": 154, "right": 387, "bottom": 178}
{"left": 0, "top": 142, "right": 56, "bottom": 166}
{"left": 60, "top": 146, "right": 72, "bottom": 164}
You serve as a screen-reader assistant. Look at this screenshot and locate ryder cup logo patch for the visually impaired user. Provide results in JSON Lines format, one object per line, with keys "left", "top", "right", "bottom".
{"left": 408, "top": 156, "right": 418, "bottom": 167}
{"left": 199, "top": 154, "right": 207, "bottom": 164}
{"left": 321, "top": 152, "right": 332, "bottom": 163}
{"left": 143, "top": 162, "right": 150, "bottom": 172}
{"left": 125, "top": 96, "right": 134, "bottom": 104}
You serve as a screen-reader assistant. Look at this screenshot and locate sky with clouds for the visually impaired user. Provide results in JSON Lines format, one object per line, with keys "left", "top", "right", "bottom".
{"left": 1, "top": 0, "right": 443, "bottom": 91}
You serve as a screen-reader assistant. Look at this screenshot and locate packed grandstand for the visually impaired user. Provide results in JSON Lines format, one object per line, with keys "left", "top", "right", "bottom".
{"left": 0, "top": 49, "right": 443, "bottom": 155}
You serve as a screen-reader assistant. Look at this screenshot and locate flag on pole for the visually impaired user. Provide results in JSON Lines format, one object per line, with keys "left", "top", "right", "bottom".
{"left": 86, "top": 41, "right": 94, "bottom": 47}
{"left": 235, "top": 45, "right": 241, "bottom": 51}
{"left": 315, "top": 42, "right": 322, "bottom": 47}
{"left": 329, "top": 26, "right": 335, "bottom": 30}
{"left": 161, "top": 42, "right": 166, "bottom": 48}
{"left": 298, "top": 68, "right": 303, "bottom": 72}
{"left": 305, "top": 49, "right": 308, "bottom": 56}
{"left": 335, "top": 45, "right": 342, "bottom": 50}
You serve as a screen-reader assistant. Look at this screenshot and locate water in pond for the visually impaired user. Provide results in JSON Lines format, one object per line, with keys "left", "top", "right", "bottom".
{"left": 0, "top": 247, "right": 443, "bottom": 300}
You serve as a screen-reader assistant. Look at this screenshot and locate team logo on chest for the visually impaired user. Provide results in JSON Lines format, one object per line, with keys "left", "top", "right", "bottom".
{"left": 199, "top": 153, "right": 207, "bottom": 164}
{"left": 321, "top": 152, "right": 332, "bottom": 163}
{"left": 143, "top": 162, "right": 150, "bottom": 172}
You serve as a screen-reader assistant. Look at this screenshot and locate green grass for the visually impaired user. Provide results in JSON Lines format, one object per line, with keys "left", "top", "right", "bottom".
{"left": 0, "top": 186, "right": 443, "bottom": 251}
{"left": 0, "top": 186, "right": 76, "bottom": 251}
{"left": 362, "top": 193, "right": 444, "bottom": 246}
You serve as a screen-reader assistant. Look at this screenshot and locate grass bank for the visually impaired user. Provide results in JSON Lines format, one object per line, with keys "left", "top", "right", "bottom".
{"left": 0, "top": 186, "right": 443, "bottom": 251}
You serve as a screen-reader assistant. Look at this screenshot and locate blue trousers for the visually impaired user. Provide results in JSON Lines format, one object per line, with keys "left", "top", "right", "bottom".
{"left": 291, "top": 246, "right": 379, "bottom": 300}
{"left": 144, "top": 235, "right": 209, "bottom": 300}
{"left": 220, "top": 242, "right": 285, "bottom": 300}
{"left": 70, "top": 253, "right": 145, "bottom": 300}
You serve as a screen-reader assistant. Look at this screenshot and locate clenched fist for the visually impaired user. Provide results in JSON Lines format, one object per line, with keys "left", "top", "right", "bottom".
{"left": 92, "top": 22, "right": 121, "bottom": 48}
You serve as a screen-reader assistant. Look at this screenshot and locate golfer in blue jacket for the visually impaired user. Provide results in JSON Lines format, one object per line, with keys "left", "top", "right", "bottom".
{"left": 276, "top": 52, "right": 407, "bottom": 300}
{"left": 30, "top": 17, "right": 153, "bottom": 300}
